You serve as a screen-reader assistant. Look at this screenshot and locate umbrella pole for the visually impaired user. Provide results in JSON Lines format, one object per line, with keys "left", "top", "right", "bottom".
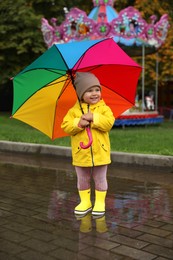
{"left": 142, "top": 44, "right": 145, "bottom": 112}
{"left": 155, "top": 52, "right": 159, "bottom": 111}
{"left": 70, "top": 72, "right": 84, "bottom": 114}
{"left": 71, "top": 72, "right": 93, "bottom": 149}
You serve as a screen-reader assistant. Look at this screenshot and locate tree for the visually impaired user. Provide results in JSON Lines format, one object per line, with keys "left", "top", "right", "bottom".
{"left": 0, "top": 0, "right": 46, "bottom": 110}
{"left": 0, "top": 0, "right": 46, "bottom": 83}
{"left": 32, "top": 0, "right": 93, "bottom": 22}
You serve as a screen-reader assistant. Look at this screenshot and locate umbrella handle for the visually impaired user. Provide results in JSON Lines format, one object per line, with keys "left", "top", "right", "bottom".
{"left": 80, "top": 127, "right": 93, "bottom": 149}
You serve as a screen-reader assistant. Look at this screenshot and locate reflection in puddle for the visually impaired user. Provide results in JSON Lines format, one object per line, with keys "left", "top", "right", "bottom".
{"left": 48, "top": 190, "right": 74, "bottom": 220}
{"left": 107, "top": 188, "right": 171, "bottom": 228}
{"left": 48, "top": 176, "right": 173, "bottom": 233}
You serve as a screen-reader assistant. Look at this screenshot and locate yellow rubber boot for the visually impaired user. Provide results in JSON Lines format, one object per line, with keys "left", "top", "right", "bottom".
{"left": 95, "top": 215, "right": 108, "bottom": 233}
{"left": 79, "top": 214, "right": 92, "bottom": 233}
{"left": 74, "top": 189, "right": 92, "bottom": 215}
{"left": 92, "top": 190, "right": 107, "bottom": 217}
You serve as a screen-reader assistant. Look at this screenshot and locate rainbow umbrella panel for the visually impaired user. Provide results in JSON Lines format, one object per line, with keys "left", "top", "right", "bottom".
{"left": 12, "top": 38, "right": 142, "bottom": 140}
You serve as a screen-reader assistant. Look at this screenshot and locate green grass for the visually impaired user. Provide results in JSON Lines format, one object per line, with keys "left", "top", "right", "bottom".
{"left": 1, "top": 112, "right": 173, "bottom": 156}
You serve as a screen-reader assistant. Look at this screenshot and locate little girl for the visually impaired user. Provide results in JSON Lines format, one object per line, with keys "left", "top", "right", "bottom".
{"left": 61, "top": 72, "right": 115, "bottom": 217}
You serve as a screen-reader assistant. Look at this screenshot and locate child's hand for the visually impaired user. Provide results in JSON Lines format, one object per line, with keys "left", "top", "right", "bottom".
{"left": 82, "top": 111, "right": 93, "bottom": 122}
{"left": 78, "top": 118, "right": 90, "bottom": 128}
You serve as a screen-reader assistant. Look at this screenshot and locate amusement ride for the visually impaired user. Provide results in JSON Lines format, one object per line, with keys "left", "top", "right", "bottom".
{"left": 41, "top": 0, "right": 170, "bottom": 126}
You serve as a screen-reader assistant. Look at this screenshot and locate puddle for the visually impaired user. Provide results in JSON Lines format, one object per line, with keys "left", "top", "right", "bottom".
{"left": 0, "top": 153, "right": 173, "bottom": 259}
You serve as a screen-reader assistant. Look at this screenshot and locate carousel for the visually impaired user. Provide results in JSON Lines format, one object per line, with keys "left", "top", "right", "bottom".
{"left": 41, "top": 0, "right": 169, "bottom": 127}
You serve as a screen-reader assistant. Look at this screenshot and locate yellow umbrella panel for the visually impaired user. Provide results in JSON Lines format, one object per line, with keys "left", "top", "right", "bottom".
{"left": 12, "top": 76, "right": 77, "bottom": 139}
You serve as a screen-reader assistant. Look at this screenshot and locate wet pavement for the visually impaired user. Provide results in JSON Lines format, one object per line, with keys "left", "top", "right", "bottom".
{"left": 0, "top": 152, "right": 173, "bottom": 260}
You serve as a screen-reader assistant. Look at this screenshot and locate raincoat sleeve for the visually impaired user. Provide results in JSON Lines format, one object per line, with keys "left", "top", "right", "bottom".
{"left": 91, "top": 106, "right": 115, "bottom": 132}
{"left": 61, "top": 109, "right": 84, "bottom": 136}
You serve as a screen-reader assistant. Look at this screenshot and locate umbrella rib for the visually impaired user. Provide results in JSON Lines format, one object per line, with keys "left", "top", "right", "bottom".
{"left": 47, "top": 77, "right": 67, "bottom": 87}
{"left": 45, "top": 68, "right": 66, "bottom": 76}
{"left": 54, "top": 45, "right": 71, "bottom": 71}
{"left": 57, "top": 77, "right": 71, "bottom": 99}
{"left": 73, "top": 38, "right": 109, "bottom": 71}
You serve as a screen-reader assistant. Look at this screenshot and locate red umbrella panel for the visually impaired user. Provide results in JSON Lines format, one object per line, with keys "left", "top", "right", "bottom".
{"left": 12, "top": 38, "right": 142, "bottom": 140}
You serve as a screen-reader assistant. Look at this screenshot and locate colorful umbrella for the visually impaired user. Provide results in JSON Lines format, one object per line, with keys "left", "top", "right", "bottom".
{"left": 12, "top": 38, "right": 142, "bottom": 140}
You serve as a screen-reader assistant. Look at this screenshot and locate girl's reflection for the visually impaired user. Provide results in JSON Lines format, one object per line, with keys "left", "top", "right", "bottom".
{"left": 48, "top": 186, "right": 171, "bottom": 231}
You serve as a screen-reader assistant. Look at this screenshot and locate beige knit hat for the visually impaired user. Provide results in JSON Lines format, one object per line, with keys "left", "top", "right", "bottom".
{"left": 74, "top": 72, "right": 101, "bottom": 100}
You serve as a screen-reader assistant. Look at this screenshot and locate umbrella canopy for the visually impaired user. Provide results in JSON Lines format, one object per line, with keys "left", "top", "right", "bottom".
{"left": 12, "top": 38, "right": 142, "bottom": 140}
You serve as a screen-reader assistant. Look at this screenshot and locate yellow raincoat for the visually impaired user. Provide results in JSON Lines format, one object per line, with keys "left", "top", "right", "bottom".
{"left": 61, "top": 99, "right": 115, "bottom": 167}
